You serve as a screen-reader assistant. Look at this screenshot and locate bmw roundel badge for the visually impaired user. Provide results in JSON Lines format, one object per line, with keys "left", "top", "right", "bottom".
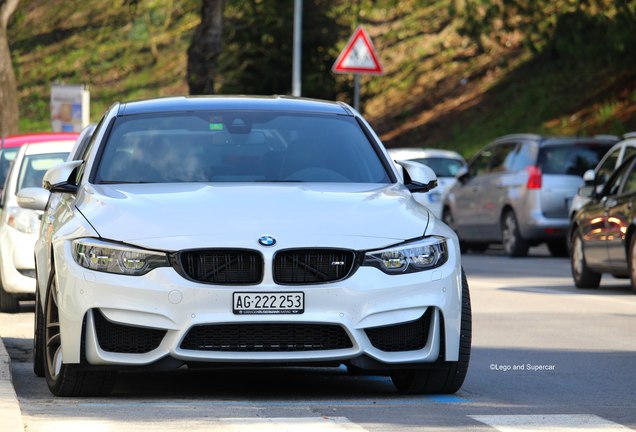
{"left": 258, "top": 235, "right": 276, "bottom": 247}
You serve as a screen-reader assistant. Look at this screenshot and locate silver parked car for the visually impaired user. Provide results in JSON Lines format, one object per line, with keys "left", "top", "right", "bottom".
{"left": 443, "top": 134, "right": 617, "bottom": 257}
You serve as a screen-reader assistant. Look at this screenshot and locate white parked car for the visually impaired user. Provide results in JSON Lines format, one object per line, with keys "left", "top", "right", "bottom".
{"left": 0, "top": 140, "right": 74, "bottom": 312}
{"left": 387, "top": 148, "right": 465, "bottom": 218}
{"left": 20, "top": 96, "right": 471, "bottom": 397}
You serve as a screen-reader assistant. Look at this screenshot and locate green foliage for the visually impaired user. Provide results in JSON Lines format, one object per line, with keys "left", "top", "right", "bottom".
{"left": 219, "top": 0, "right": 351, "bottom": 99}
{"left": 454, "top": 0, "right": 636, "bottom": 58}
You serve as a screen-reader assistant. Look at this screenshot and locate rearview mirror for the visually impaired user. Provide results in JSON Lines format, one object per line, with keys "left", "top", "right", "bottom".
{"left": 17, "top": 187, "right": 51, "bottom": 212}
{"left": 395, "top": 160, "right": 438, "bottom": 193}
{"left": 42, "top": 160, "right": 83, "bottom": 193}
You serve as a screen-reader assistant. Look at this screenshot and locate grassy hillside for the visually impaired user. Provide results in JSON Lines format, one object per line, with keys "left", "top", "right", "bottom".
{"left": 8, "top": 0, "right": 636, "bottom": 158}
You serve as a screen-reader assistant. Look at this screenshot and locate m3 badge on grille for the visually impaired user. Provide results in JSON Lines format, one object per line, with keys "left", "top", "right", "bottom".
{"left": 258, "top": 235, "right": 276, "bottom": 246}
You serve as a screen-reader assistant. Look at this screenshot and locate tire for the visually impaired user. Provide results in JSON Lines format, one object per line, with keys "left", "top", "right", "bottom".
{"left": 44, "top": 271, "right": 117, "bottom": 396}
{"left": 547, "top": 240, "right": 568, "bottom": 257}
{"left": 33, "top": 285, "right": 45, "bottom": 377}
{"left": 391, "top": 269, "right": 472, "bottom": 394}
{"left": 501, "top": 211, "right": 529, "bottom": 257}
{"left": 628, "top": 235, "right": 636, "bottom": 294}
{"left": 570, "top": 231, "right": 601, "bottom": 289}
{"left": 0, "top": 285, "right": 19, "bottom": 313}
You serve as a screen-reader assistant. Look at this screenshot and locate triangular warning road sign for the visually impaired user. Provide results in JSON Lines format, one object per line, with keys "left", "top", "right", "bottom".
{"left": 332, "top": 26, "right": 384, "bottom": 75}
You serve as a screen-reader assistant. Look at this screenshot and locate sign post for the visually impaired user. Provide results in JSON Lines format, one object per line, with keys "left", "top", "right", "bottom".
{"left": 332, "top": 26, "right": 384, "bottom": 111}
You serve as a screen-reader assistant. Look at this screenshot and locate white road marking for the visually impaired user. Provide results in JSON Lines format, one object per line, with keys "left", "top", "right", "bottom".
{"left": 470, "top": 414, "right": 632, "bottom": 431}
{"left": 23, "top": 417, "right": 370, "bottom": 432}
{"left": 218, "top": 417, "right": 369, "bottom": 431}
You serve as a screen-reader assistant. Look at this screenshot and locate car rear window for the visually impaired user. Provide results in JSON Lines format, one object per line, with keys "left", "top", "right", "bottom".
{"left": 537, "top": 144, "right": 610, "bottom": 176}
{"left": 95, "top": 111, "right": 391, "bottom": 184}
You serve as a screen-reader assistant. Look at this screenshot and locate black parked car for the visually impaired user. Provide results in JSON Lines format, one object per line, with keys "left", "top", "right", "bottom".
{"left": 570, "top": 153, "right": 636, "bottom": 292}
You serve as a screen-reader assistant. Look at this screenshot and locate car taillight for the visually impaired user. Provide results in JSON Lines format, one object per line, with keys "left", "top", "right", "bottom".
{"left": 526, "top": 166, "right": 542, "bottom": 189}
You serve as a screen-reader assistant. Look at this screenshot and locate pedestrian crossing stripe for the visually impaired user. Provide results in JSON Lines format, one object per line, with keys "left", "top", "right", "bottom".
{"left": 470, "top": 414, "right": 632, "bottom": 431}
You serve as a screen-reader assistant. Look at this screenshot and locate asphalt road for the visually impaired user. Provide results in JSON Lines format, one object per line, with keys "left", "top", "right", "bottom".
{"left": 1, "top": 246, "right": 635, "bottom": 431}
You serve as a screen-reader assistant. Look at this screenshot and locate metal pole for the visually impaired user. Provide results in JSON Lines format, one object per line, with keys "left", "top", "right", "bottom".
{"left": 354, "top": 75, "right": 360, "bottom": 111}
{"left": 292, "top": 0, "right": 302, "bottom": 97}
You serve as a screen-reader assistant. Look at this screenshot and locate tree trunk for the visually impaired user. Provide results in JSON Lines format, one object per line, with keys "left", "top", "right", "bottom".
{"left": 187, "top": 0, "right": 223, "bottom": 95}
{"left": 0, "top": 0, "right": 19, "bottom": 136}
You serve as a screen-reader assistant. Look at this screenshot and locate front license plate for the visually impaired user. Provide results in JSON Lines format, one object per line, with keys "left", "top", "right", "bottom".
{"left": 233, "top": 292, "right": 304, "bottom": 315}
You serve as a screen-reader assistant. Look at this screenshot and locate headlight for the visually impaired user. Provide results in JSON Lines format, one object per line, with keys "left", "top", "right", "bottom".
{"left": 7, "top": 207, "right": 40, "bottom": 234}
{"left": 72, "top": 238, "right": 170, "bottom": 276}
{"left": 363, "top": 236, "right": 448, "bottom": 274}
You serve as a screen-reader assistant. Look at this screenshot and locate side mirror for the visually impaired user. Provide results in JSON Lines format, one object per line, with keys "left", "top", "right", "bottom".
{"left": 42, "top": 160, "right": 83, "bottom": 193}
{"left": 582, "top": 169, "right": 595, "bottom": 185}
{"left": 16, "top": 187, "right": 51, "bottom": 211}
{"left": 395, "top": 160, "right": 438, "bottom": 193}
{"left": 455, "top": 165, "right": 469, "bottom": 183}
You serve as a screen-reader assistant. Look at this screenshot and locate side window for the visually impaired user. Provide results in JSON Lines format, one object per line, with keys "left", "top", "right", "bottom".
{"left": 596, "top": 148, "right": 621, "bottom": 185}
{"left": 621, "top": 159, "right": 636, "bottom": 195}
{"left": 603, "top": 158, "right": 632, "bottom": 197}
{"left": 622, "top": 145, "right": 636, "bottom": 163}
{"left": 509, "top": 143, "right": 536, "bottom": 171}
{"left": 488, "top": 143, "right": 517, "bottom": 173}
{"left": 469, "top": 150, "right": 491, "bottom": 177}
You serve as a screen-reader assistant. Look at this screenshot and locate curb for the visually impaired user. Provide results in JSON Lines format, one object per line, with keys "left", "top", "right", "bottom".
{"left": 0, "top": 337, "right": 24, "bottom": 432}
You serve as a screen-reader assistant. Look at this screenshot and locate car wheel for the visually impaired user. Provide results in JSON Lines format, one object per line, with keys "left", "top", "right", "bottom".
{"left": 547, "top": 240, "right": 568, "bottom": 257}
{"left": 570, "top": 231, "right": 601, "bottom": 289}
{"left": 44, "top": 271, "right": 117, "bottom": 396}
{"left": 628, "top": 235, "right": 636, "bottom": 294}
{"left": 33, "top": 285, "right": 45, "bottom": 377}
{"left": 390, "top": 269, "right": 471, "bottom": 394}
{"left": 0, "top": 284, "right": 19, "bottom": 313}
{"left": 501, "top": 211, "right": 529, "bottom": 257}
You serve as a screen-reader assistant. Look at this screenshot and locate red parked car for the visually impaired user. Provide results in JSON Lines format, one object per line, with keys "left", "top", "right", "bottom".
{"left": 0, "top": 133, "right": 80, "bottom": 190}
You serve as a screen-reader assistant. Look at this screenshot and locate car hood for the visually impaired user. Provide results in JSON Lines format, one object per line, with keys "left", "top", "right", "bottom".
{"left": 76, "top": 183, "right": 430, "bottom": 251}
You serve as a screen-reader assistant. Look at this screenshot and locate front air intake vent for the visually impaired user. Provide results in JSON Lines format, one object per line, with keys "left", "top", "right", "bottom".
{"left": 364, "top": 309, "right": 432, "bottom": 352}
{"left": 175, "top": 249, "right": 263, "bottom": 285}
{"left": 180, "top": 323, "right": 353, "bottom": 352}
{"left": 273, "top": 249, "right": 357, "bottom": 284}
{"left": 93, "top": 309, "right": 166, "bottom": 354}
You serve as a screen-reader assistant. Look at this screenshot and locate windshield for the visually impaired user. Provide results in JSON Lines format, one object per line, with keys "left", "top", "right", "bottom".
{"left": 409, "top": 157, "right": 464, "bottom": 178}
{"left": 16, "top": 152, "right": 69, "bottom": 193}
{"left": 94, "top": 111, "right": 391, "bottom": 184}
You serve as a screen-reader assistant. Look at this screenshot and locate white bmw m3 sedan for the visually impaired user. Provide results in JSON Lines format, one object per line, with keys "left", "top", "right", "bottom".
{"left": 18, "top": 96, "right": 471, "bottom": 396}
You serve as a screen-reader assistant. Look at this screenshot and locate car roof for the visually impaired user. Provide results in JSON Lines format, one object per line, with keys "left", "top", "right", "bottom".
{"left": 21, "top": 140, "right": 76, "bottom": 156}
{"left": 118, "top": 96, "right": 353, "bottom": 116}
{"left": 608, "top": 137, "right": 636, "bottom": 152}
{"left": 1, "top": 132, "right": 80, "bottom": 149}
{"left": 387, "top": 147, "right": 465, "bottom": 161}
{"left": 493, "top": 133, "right": 619, "bottom": 146}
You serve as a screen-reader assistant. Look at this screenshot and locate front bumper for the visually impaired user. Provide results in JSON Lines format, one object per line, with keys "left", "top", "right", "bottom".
{"left": 0, "top": 226, "right": 37, "bottom": 295}
{"left": 518, "top": 209, "right": 569, "bottom": 242}
{"left": 55, "top": 241, "right": 462, "bottom": 369}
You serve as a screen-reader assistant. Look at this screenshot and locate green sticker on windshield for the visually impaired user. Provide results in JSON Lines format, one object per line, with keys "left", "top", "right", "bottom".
{"left": 209, "top": 115, "right": 224, "bottom": 130}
